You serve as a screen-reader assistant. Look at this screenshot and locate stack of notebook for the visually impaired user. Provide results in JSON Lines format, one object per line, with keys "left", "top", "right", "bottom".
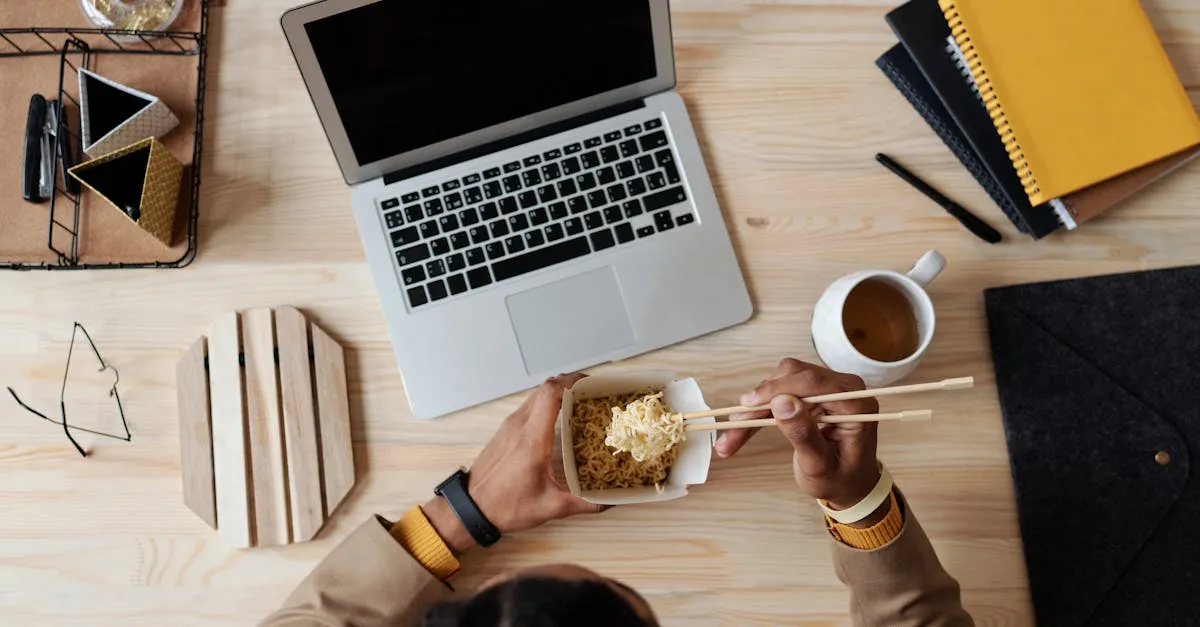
{"left": 877, "top": 0, "right": 1200, "bottom": 239}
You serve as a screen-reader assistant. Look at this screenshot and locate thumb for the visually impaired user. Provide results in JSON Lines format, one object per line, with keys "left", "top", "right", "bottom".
{"left": 559, "top": 493, "right": 610, "bottom": 516}
{"left": 771, "top": 395, "right": 832, "bottom": 459}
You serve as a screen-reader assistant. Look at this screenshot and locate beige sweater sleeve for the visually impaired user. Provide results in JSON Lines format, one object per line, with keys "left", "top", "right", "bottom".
{"left": 831, "top": 496, "right": 975, "bottom": 627}
{"left": 260, "top": 517, "right": 450, "bottom": 627}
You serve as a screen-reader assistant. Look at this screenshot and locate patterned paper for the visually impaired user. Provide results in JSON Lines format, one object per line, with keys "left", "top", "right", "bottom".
{"left": 79, "top": 68, "right": 180, "bottom": 158}
{"left": 69, "top": 138, "right": 183, "bottom": 246}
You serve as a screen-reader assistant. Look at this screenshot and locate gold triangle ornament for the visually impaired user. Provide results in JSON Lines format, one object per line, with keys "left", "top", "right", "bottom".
{"left": 69, "top": 137, "right": 183, "bottom": 246}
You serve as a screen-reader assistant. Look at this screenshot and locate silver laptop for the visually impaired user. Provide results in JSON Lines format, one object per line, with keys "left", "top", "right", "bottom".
{"left": 282, "top": 0, "right": 751, "bottom": 418}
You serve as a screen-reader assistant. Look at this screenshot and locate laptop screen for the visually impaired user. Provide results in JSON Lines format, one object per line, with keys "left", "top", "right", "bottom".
{"left": 305, "top": 1, "right": 658, "bottom": 167}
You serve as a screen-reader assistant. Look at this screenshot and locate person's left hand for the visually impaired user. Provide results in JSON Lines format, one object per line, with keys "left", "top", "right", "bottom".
{"left": 424, "top": 373, "right": 606, "bottom": 553}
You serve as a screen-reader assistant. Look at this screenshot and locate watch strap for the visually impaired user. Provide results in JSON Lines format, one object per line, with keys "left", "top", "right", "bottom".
{"left": 434, "top": 470, "right": 501, "bottom": 547}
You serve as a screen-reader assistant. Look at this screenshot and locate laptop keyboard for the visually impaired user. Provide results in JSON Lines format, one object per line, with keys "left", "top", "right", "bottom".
{"left": 377, "top": 118, "right": 697, "bottom": 309}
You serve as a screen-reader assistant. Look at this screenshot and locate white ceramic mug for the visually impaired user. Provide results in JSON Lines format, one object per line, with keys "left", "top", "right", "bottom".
{"left": 810, "top": 251, "right": 946, "bottom": 386}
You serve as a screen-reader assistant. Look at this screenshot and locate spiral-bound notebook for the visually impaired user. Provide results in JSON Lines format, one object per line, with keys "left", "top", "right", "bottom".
{"left": 939, "top": 0, "right": 1200, "bottom": 206}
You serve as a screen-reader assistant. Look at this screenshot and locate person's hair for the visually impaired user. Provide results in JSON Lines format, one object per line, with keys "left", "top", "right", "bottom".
{"left": 417, "top": 576, "right": 655, "bottom": 627}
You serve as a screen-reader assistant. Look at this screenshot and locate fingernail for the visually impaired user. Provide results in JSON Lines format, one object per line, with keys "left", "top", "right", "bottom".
{"left": 771, "top": 396, "right": 802, "bottom": 420}
{"left": 714, "top": 434, "right": 729, "bottom": 457}
{"left": 740, "top": 392, "right": 759, "bottom": 406}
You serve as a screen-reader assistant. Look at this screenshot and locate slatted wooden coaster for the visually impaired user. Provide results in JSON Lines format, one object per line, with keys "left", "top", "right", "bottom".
{"left": 175, "top": 307, "right": 354, "bottom": 549}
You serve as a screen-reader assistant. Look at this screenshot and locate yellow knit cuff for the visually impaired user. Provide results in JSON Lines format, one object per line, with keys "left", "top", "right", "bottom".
{"left": 390, "top": 506, "right": 461, "bottom": 580}
{"left": 826, "top": 490, "right": 904, "bottom": 549}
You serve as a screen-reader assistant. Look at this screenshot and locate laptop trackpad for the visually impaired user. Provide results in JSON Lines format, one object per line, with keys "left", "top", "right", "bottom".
{"left": 506, "top": 266, "right": 635, "bottom": 375}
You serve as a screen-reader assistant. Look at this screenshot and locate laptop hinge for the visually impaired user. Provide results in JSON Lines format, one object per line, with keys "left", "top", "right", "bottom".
{"left": 382, "top": 98, "right": 648, "bottom": 186}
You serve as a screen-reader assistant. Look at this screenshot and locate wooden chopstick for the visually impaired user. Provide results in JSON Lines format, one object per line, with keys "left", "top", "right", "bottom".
{"left": 683, "top": 409, "right": 932, "bottom": 432}
{"left": 680, "top": 377, "right": 973, "bottom": 421}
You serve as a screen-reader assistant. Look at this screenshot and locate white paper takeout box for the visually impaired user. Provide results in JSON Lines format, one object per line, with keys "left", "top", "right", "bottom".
{"left": 560, "top": 372, "right": 716, "bottom": 505}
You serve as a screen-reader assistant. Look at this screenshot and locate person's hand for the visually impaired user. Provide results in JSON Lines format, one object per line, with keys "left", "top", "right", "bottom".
{"left": 716, "top": 359, "right": 882, "bottom": 511}
{"left": 424, "top": 373, "right": 606, "bottom": 553}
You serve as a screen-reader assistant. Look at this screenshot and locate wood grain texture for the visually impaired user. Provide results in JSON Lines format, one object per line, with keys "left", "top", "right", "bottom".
{"left": 242, "top": 308, "right": 290, "bottom": 547}
{"left": 208, "top": 312, "right": 252, "bottom": 549}
{"left": 311, "top": 323, "right": 354, "bottom": 516}
{"left": 176, "top": 336, "right": 216, "bottom": 529}
{"left": 4, "top": 0, "right": 1200, "bottom": 624}
{"left": 275, "top": 306, "right": 324, "bottom": 542}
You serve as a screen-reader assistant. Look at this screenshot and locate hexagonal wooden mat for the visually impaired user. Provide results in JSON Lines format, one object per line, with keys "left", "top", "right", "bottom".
{"left": 175, "top": 307, "right": 354, "bottom": 548}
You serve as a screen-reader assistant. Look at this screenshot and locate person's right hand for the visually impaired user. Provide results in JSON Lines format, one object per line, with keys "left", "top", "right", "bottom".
{"left": 717, "top": 358, "right": 881, "bottom": 510}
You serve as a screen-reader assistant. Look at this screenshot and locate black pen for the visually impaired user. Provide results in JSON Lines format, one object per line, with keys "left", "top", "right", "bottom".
{"left": 875, "top": 153, "right": 1002, "bottom": 244}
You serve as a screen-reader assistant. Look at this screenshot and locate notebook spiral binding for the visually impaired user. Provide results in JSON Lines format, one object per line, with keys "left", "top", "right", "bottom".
{"left": 943, "top": 4, "right": 1043, "bottom": 203}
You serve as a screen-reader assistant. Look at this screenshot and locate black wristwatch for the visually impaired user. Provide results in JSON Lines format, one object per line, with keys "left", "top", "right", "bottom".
{"left": 434, "top": 469, "right": 502, "bottom": 547}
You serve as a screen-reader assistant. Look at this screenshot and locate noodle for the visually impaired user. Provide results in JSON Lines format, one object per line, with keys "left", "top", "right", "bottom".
{"left": 571, "top": 391, "right": 683, "bottom": 491}
{"left": 605, "top": 392, "right": 685, "bottom": 462}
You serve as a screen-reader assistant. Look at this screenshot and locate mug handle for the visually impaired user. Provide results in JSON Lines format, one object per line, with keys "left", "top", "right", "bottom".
{"left": 906, "top": 250, "right": 947, "bottom": 287}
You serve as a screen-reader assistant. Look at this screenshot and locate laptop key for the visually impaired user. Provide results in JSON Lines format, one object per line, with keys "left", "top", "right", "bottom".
{"left": 450, "top": 232, "right": 469, "bottom": 250}
{"left": 627, "top": 178, "right": 647, "bottom": 197}
{"left": 645, "top": 118, "right": 663, "bottom": 130}
{"left": 548, "top": 202, "right": 568, "bottom": 220}
{"left": 404, "top": 205, "right": 424, "bottom": 222}
{"left": 469, "top": 226, "right": 490, "bottom": 244}
{"left": 564, "top": 142, "right": 582, "bottom": 154}
{"left": 503, "top": 161, "right": 521, "bottom": 173}
{"left": 654, "top": 211, "right": 675, "bottom": 232}
{"left": 597, "top": 166, "right": 616, "bottom": 185}
{"left": 492, "top": 236, "right": 591, "bottom": 282}
{"left": 505, "top": 236, "right": 525, "bottom": 254}
{"left": 401, "top": 265, "right": 426, "bottom": 285}
{"left": 636, "top": 225, "right": 656, "bottom": 238}
{"left": 606, "top": 184, "right": 627, "bottom": 203}
{"left": 623, "top": 199, "right": 643, "bottom": 218}
{"left": 590, "top": 228, "right": 616, "bottom": 251}
{"left": 647, "top": 172, "right": 666, "bottom": 190}
{"left": 616, "top": 161, "right": 635, "bottom": 179}
{"left": 447, "top": 253, "right": 466, "bottom": 271}
{"left": 544, "top": 222, "right": 565, "bottom": 241}
{"left": 484, "top": 167, "right": 502, "bottom": 179}
{"left": 426, "top": 258, "right": 446, "bottom": 278}
{"left": 600, "top": 146, "right": 619, "bottom": 163}
{"left": 567, "top": 196, "right": 588, "bottom": 214}
{"left": 518, "top": 191, "right": 538, "bottom": 209}
{"left": 422, "top": 186, "right": 440, "bottom": 198}
{"left": 430, "top": 237, "right": 450, "bottom": 256}
{"left": 562, "top": 156, "right": 582, "bottom": 175}
{"left": 442, "top": 180, "right": 460, "bottom": 192}
{"left": 624, "top": 124, "right": 643, "bottom": 136}
{"left": 615, "top": 223, "right": 635, "bottom": 243}
{"left": 581, "top": 151, "right": 600, "bottom": 169}
{"left": 584, "top": 136, "right": 602, "bottom": 148}
{"left": 522, "top": 170, "right": 542, "bottom": 187}
{"left": 543, "top": 148, "right": 562, "bottom": 161}
{"left": 490, "top": 220, "right": 509, "bottom": 238}
{"left": 427, "top": 279, "right": 448, "bottom": 301}
{"left": 439, "top": 214, "right": 460, "bottom": 232}
{"left": 503, "top": 175, "right": 522, "bottom": 194}
{"left": 643, "top": 186, "right": 688, "bottom": 212}
{"left": 483, "top": 181, "right": 502, "bottom": 198}
{"left": 603, "top": 131, "right": 623, "bottom": 143}
{"left": 664, "top": 161, "right": 681, "bottom": 185}
{"left": 392, "top": 226, "right": 419, "bottom": 248}
{"left": 407, "top": 285, "right": 428, "bottom": 308}
{"left": 639, "top": 131, "right": 668, "bottom": 152}
{"left": 525, "top": 230, "right": 545, "bottom": 248}
{"left": 499, "top": 197, "right": 519, "bottom": 214}
{"left": 385, "top": 210, "right": 404, "bottom": 229}
{"left": 462, "top": 173, "right": 482, "bottom": 185}
{"left": 382, "top": 198, "right": 400, "bottom": 210}
{"left": 635, "top": 155, "right": 655, "bottom": 173}
{"left": 509, "top": 214, "right": 530, "bottom": 232}
{"left": 541, "top": 162, "right": 561, "bottom": 181}
{"left": 401, "top": 192, "right": 421, "bottom": 203}
{"left": 461, "top": 187, "right": 481, "bottom": 204}
{"left": 523, "top": 155, "right": 542, "bottom": 167}
{"left": 537, "top": 185, "right": 557, "bottom": 204}
{"left": 467, "top": 267, "right": 493, "bottom": 289}
{"left": 587, "top": 190, "right": 607, "bottom": 209}
{"left": 424, "top": 198, "right": 444, "bottom": 216}
{"left": 466, "top": 247, "right": 486, "bottom": 265}
{"left": 584, "top": 211, "right": 604, "bottom": 230}
{"left": 447, "top": 273, "right": 468, "bottom": 295}
{"left": 576, "top": 172, "right": 597, "bottom": 191}
{"left": 619, "top": 139, "right": 639, "bottom": 158}
{"left": 396, "top": 243, "right": 430, "bottom": 266}
{"left": 460, "top": 207, "right": 479, "bottom": 226}
{"left": 556, "top": 178, "right": 578, "bottom": 197}
{"left": 486, "top": 242, "right": 505, "bottom": 260}
{"left": 565, "top": 217, "right": 584, "bottom": 235}
{"left": 479, "top": 202, "right": 499, "bottom": 220}
{"left": 603, "top": 206, "right": 623, "bottom": 224}
{"left": 420, "top": 221, "right": 439, "bottom": 239}
{"left": 677, "top": 213, "right": 696, "bottom": 227}
{"left": 530, "top": 207, "right": 549, "bottom": 226}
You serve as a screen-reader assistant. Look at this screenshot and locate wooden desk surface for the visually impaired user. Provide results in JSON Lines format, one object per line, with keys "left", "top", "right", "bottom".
{"left": 3, "top": 0, "right": 1198, "bottom": 624}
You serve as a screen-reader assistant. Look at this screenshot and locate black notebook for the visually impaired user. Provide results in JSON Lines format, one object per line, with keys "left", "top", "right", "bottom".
{"left": 883, "top": 0, "right": 1061, "bottom": 239}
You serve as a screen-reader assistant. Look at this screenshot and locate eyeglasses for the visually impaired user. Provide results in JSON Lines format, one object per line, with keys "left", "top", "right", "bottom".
{"left": 7, "top": 322, "right": 131, "bottom": 458}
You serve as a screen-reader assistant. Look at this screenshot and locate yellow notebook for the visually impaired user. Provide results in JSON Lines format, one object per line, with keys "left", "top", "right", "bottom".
{"left": 938, "top": 0, "right": 1200, "bottom": 205}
